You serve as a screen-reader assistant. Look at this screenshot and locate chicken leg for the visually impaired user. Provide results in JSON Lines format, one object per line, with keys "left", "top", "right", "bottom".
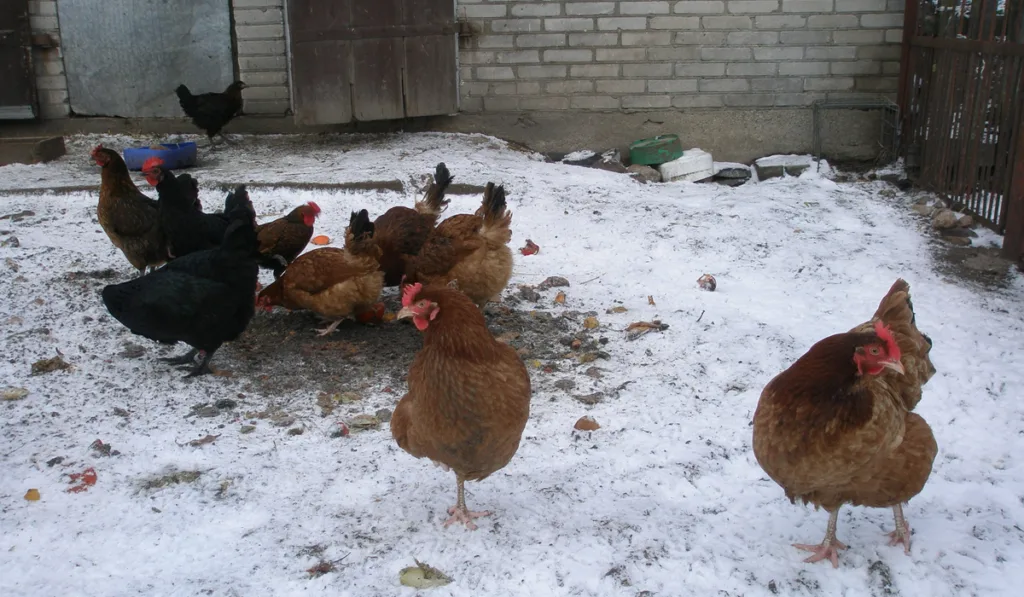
{"left": 443, "top": 474, "right": 492, "bottom": 531}
{"left": 793, "top": 508, "right": 847, "bottom": 568}
{"left": 185, "top": 349, "right": 216, "bottom": 377}
{"left": 887, "top": 503, "right": 912, "bottom": 554}
{"left": 314, "top": 320, "right": 344, "bottom": 336}
{"left": 160, "top": 348, "right": 200, "bottom": 366}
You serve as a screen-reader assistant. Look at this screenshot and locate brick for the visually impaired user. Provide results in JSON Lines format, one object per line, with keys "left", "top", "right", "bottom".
{"left": 804, "top": 77, "right": 854, "bottom": 90}
{"left": 566, "top": 2, "right": 616, "bottom": 15}
{"left": 623, "top": 63, "right": 674, "bottom": 77}
{"left": 861, "top": 13, "right": 903, "bottom": 28}
{"left": 496, "top": 50, "right": 541, "bottom": 63}
{"left": 885, "top": 29, "right": 902, "bottom": 43}
{"left": 29, "top": 1, "right": 57, "bottom": 16}
{"left": 489, "top": 83, "right": 517, "bottom": 97}
{"left": 620, "top": 2, "right": 672, "bottom": 14}
{"left": 236, "top": 25, "right": 285, "bottom": 40}
{"left": 459, "top": 97, "right": 484, "bottom": 113}
{"left": 779, "top": 61, "right": 829, "bottom": 75}
{"left": 701, "top": 47, "right": 752, "bottom": 61}
{"left": 545, "top": 80, "right": 595, "bottom": 93}
{"left": 647, "top": 79, "right": 698, "bottom": 93}
{"left": 753, "top": 47, "right": 803, "bottom": 60}
{"left": 727, "top": 1, "right": 781, "bottom": 13}
{"left": 517, "top": 81, "right": 543, "bottom": 94}
{"left": 234, "top": 8, "right": 283, "bottom": 25}
{"left": 807, "top": 15, "right": 859, "bottom": 28}
{"left": 571, "top": 64, "right": 620, "bottom": 77}
{"left": 241, "top": 71, "right": 288, "bottom": 86}
{"left": 33, "top": 58, "right": 64, "bottom": 76}
{"left": 476, "top": 66, "right": 516, "bottom": 80}
{"left": 517, "top": 65, "right": 568, "bottom": 78}
{"left": 724, "top": 93, "right": 776, "bottom": 107}
{"left": 463, "top": 82, "right": 490, "bottom": 96}
{"left": 232, "top": 0, "right": 283, "bottom": 7}
{"left": 242, "top": 86, "right": 289, "bottom": 100}
{"left": 727, "top": 31, "right": 779, "bottom": 45}
{"left": 516, "top": 33, "right": 567, "bottom": 47}
{"left": 238, "top": 40, "right": 286, "bottom": 56}
{"left": 239, "top": 56, "right": 286, "bottom": 70}
{"left": 887, "top": 0, "right": 905, "bottom": 10}
{"left": 676, "top": 62, "right": 727, "bottom": 76}
{"left": 622, "top": 32, "right": 673, "bottom": 46}
{"left": 650, "top": 16, "right": 701, "bottom": 29}
{"left": 571, "top": 95, "right": 621, "bottom": 109}
{"left": 781, "top": 30, "right": 831, "bottom": 44}
{"left": 727, "top": 62, "right": 778, "bottom": 76}
{"left": 478, "top": 35, "right": 516, "bottom": 49}
{"left": 35, "top": 75, "right": 66, "bottom": 90}
{"left": 805, "top": 46, "right": 857, "bottom": 59}
{"left": 699, "top": 78, "right": 749, "bottom": 92}
{"left": 511, "top": 3, "right": 561, "bottom": 17}
{"left": 596, "top": 48, "right": 647, "bottom": 60}
{"left": 836, "top": 0, "right": 887, "bottom": 10}
{"left": 831, "top": 60, "right": 881, "bottom": 75}
{"left": 460, "top": 66, "right": 473, "bottom": 82}
{"left": 243, "top": 99, "right": 289, "bottom": 114}
{"left": 463, "top": 5, "right": 508, "bottom": 18}
{"left": 675, "top": 31, "right": 726, "bottom": 44}
{"left": 755, "top": 15, "right": 806, "bottom": 28}
{"left": 597, "top": 17, "right": 648, "bottom": 30}
{"left": 622, "top": 95, "right": 672, "bottom": 109}
{"left": 775, "top": 93, "right": 825, "bottom": 106}
{"left": 750, "top": 77, "right": 804, "bottom": 92}
{"left": 855, "top": 76, "right": 898, "bottom": 91}
{"left": 29, "top": 15, "right": 58, "bottom": 30}
{"left": 781, "top": 0, "right": 834, "bottom": 11}
{"left": 39, "top": 103, "right": 70, "bottom": 119}
{"left": 882, "top": 61, "right": 900, "bottom": 74}
{"left": 484, "top": 97, "right": 520, "bottom": 111}
{"left": 833, "top": 29, "right": 884, "bottom": 44}
{"left": 702, "top": 16, "right": 752, "bottom": 29}
{"left": 647, "top": 46, "right": 699, "bottom": 60}
{"left": 673, "top": 1, "right": 726, "bottom": 13}
{"left": 856, "top": 45, "right": 901, "bottom": 60}
{"left": 569, "top": 32, "right": 619, "bottom": 46}
{"left": 543, "top": 49, "right": 594, "bottom": 61}
{"left": 492, "top": 19, "right": 542, "bottom": 33}
{"left": 596, "top": 79, "right": 646, "bottom": 93}
{"left": 38, "top": 89, "right": 68, "bottom": 104}
{"left": 545, "top": 18, "right": 595, "bottom": 31}
{"left": 673, "top": 94, "right": 725, "bottom": 108}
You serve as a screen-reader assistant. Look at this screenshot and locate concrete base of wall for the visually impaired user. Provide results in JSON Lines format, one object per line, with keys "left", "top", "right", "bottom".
{"left": 0, "top": 108, "right": 887, "bottom": 164}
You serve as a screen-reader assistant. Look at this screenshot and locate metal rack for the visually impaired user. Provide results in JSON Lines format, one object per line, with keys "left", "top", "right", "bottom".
{"left": 812, "top": 96, "right": 901, "bottom": 163}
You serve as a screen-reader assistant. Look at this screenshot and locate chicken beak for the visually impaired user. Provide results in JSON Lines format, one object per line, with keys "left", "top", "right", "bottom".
{"left": 882, "top": 359, "right": 906, "bottom": 375}
{"left": 396, "top": 306, "right": 415, "bottom": 320}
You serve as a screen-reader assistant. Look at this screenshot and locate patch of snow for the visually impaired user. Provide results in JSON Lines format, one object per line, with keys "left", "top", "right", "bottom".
{"left": 754, "top": 154, "right": 816, "bottom": 168}
{"left": 562, "top": 150, "right": 596, "bottom": 162}
{"left": 1, "top": 133, "right": 1024, "bottom": 597}
{"left": 972, "top": 226, "right": 1004, "bottom": 249}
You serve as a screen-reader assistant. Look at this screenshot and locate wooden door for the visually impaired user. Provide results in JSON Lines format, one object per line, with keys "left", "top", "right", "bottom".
{"left": 288, "top": 0, "right": 458, "bottom": 125}
{"left": 0, "top": 0, "right": 35, "bottom": 120}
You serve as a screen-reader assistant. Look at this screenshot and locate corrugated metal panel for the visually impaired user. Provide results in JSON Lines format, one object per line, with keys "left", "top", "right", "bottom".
{"left": 58, "top": 0, "right": 234, "bottom": 118}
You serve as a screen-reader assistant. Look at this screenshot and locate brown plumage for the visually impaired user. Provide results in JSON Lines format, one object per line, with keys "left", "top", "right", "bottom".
{"left": 752, "top": 279, "right": 937, "bottom": 567}
{"left": 257, "top": 209, "right": 383, "bottom": 336}
{"left": 254, "top": 201, "right": 321, "bottom": 277}
{"left": 91, "top": 145, "right": 166, "bottom": 275}
{"left": 373, "top": 163, "right": 452, "bottom": 286}
{"left": 391, "top": 284, "right": 531, "bottom": 529}
{"left": 404, "top": 182, "right": 514, "bottom": 308}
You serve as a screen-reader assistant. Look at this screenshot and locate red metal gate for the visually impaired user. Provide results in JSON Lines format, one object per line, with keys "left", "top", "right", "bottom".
{"left": 898, "top": 0, "right": 1024, "bottom": 263}
{"left": 0, "top": 0, "right": 35, "bottom": 119}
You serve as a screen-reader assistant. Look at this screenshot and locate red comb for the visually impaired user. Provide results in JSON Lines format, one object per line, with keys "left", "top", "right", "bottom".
{"left": 142, "top": 157, "right": 165, "bottom": 171}
{"left": 873, "top": 321, "right": 901, "bottom": 360}
{"left": 307, "top": 201, "right": 321, "bottom": 214}
{"left": 401, "top": 282, "right": 422, "bottom": 307}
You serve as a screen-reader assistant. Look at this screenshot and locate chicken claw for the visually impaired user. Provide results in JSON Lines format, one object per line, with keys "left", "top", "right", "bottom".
{"left": 887, "top": 504, "right": 913, "bottom": 554}
{"left": 314, "top": 320, "right": 343, "bottom": 336}
{"left": 443, "top": 506, "right": 492, "bottom": 531}
{"left": 794, "top": 508, "right": 847, "bottom": 567}
{"left": 160, "top": 348, "right": 200, "bottom": 366}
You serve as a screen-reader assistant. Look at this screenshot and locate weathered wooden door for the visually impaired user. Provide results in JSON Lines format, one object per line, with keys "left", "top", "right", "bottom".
{"left": 288, "top": 0, "right": 458, "bottom": 125}
{"left": 0, "top": 0, "right": 35, "bottom": 120}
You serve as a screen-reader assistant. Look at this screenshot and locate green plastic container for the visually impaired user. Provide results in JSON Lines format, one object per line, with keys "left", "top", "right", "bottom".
{"left": 629, "top": 134, "right": 683, "bottom": 166}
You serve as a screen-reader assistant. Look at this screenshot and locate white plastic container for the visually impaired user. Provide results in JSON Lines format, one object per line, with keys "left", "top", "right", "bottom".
{"left": 658, "top": 148, "right": 714, "bottom": 182}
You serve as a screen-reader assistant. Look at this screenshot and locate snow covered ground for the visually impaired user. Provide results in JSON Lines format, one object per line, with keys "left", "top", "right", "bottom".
{"left": 1, "top": 133, "right": 1023, "bottom": 597}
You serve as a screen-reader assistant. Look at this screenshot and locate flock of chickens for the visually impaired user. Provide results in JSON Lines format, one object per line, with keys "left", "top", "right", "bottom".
{"left": 85, "top": 142, "right": 937, "bottom": 566}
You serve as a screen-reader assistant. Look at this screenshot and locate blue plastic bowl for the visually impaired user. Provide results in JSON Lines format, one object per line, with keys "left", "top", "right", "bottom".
{"left": 122, "top": 142, "right": 198, "bottom": 171}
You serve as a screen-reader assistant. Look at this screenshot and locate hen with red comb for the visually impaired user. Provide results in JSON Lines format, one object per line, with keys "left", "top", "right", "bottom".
{"left": 253, "top": 201, "right": 322, "bottom": 277}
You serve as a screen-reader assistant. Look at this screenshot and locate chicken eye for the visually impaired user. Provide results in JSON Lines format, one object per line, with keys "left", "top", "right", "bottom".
{"left": 869, "top": 347, "right": 880, "bottom": 355}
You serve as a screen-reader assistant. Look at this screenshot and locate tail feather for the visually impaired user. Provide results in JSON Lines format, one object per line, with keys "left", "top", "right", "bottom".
{"left": 478, "top": 183, "right": 513, "bottom": 244}
{"left": 349, "top": 208, "right": 374, "bottom": 239}
{"left": 415, "top": 163, "right": 453, "bottom": 216}
{"left": 175, "top": 84, "right": 197, "bottom": 115}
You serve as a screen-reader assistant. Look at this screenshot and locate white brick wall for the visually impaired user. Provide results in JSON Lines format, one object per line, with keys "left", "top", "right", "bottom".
{"left": 28, "top": 0, "right": 68, "bottom": 119}
{"left": 233, "top": 0, "right": 290, "bottom": 115}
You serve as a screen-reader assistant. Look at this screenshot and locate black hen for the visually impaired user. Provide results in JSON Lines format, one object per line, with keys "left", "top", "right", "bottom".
{"left": 101, "top": 199, "right": 260, "bottom": 377}
{"left": 175, "top": 81, "right": 247, "bottom": 146}
{"left": 142, "top": 159, "right": 231, "bottom": 259}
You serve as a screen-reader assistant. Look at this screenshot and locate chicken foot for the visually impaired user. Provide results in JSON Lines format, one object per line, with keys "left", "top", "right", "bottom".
{"left": 793, "top": 508, "right": 847, "bottom": 568}
{"left": 314, "top": 320, "right": 344, "bottom": 336}
{"left": 160, "top": 348, "right": 200, "bottom": 366}
{"left": 887, "top": 504, "right": 912, "bottom": 554}
{"left": 443, "top": 475, "right": 492, "bottom": 531}
{"left": 185, "top": 349, "right": 216, "bottom": 377}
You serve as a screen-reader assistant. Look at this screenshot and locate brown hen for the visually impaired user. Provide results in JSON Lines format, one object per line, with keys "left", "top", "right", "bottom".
{"left": 391, "top": 283, "right": 531, "bottom": 529}
{"left": 404, "top": 182, "right": 514, "bottom": 308}
{"left": 752, "top": 279, "right": 937, "bottom": 567}
{"left": 255, "top": 201, "right": 321, "bottom": 277}
{"left": 373, "top": 163, "right": 453, "bottom": 286}
{"left": 257, "top": 209, "right": 383, "bottom": 335}
{"left": 92, "top": 146, "right": 166, "bottom": 275}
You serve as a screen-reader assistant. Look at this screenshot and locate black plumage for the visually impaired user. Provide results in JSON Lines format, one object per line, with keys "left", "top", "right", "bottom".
{"left": 175, "top": 81, "right": 246, "bottom": 145}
